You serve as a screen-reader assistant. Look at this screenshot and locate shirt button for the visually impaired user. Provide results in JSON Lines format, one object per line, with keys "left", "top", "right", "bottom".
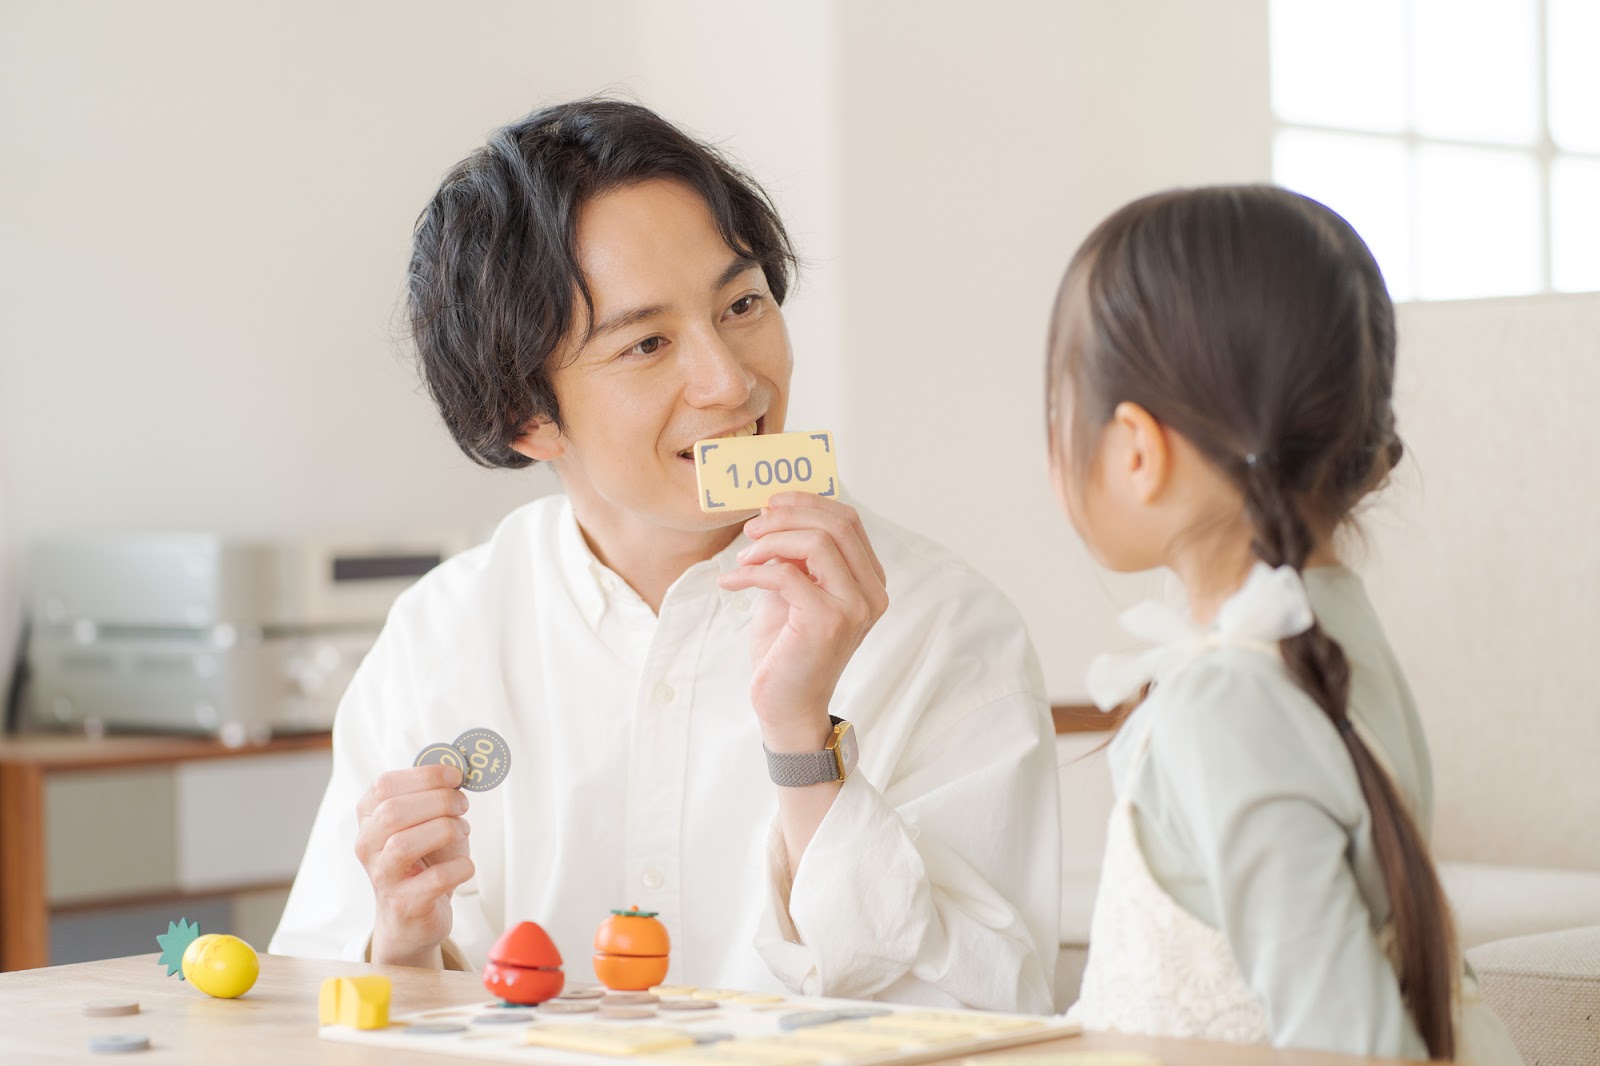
{"left": 732, "top": 594, "right": 752, "bottom": 612}
{"left": 641, "top": 868, "right": 666, "bottom": 890}
{"left": 653, "top": 681, "right": 675, "bottom": 705}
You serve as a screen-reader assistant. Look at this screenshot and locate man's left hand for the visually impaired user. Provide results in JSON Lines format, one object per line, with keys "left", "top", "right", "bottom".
{"left": 717, "top": 493, "right": 889, "bottom": 751}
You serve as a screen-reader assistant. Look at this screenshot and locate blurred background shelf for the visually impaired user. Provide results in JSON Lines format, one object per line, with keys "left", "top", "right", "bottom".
{"left": 0, "top": 731, "right": 330, "bottom": 971}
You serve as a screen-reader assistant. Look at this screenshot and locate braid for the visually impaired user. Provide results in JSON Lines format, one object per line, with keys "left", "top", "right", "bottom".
{"left": 1242, "top": 467, "right": 1457, "bottom": 1060}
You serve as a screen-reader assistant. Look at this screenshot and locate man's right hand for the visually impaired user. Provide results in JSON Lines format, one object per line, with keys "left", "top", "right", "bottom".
{"left": 354, "top": 763, "right": 475, "bottom": 968}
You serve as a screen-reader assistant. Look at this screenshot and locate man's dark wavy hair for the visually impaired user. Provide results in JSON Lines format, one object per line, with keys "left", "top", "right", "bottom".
{"left": 407, "top": 99, "right": 798, "bottom": 468}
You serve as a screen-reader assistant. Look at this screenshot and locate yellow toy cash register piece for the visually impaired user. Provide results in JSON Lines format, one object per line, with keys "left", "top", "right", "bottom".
{"left": 319, "top": 975, "right": 391, "bottom": 1029}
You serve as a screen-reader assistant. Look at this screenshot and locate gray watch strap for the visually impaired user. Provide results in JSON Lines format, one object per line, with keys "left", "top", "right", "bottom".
{"left": 764, "top": 747, "right": 840, "bottom": 787}
{"left": 763, "top": 715, "right": 846, "bottom": 786}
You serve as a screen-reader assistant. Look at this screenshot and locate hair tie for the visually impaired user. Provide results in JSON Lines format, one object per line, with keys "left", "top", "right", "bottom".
{"left": 1244, "top": 449, "right": 1277, "bottom": 471}
{"left": 1336, "top": 717, "right": 1355, "bottom": 736}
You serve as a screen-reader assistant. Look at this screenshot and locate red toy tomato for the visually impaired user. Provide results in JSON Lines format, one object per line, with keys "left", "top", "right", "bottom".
{"left": 482, "top": 920, "right": 564, "bottom": 1005}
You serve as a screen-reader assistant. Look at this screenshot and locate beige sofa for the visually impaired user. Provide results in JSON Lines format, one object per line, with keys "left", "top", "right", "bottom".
{"left": 1468, "top": 925, "right": 1600, "bottom": 1065}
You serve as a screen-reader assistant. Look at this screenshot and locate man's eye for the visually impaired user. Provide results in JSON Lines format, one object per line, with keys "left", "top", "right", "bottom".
{"left": 728, "top": 294, "right": 764, "bottom": 317}
{"left": 626, "top": 336, "right": 665, "bottom": 357}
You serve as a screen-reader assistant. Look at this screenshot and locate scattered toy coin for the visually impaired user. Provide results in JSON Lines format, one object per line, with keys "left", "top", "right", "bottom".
{"left": 599, "top": 1005, "right": 657, "bottom": 1020}
{"left": 88, "top": 1034, "right": 150, "bottom": 1054}
{"left": 82, "top": 1000, "right": 140, "bottom": 1017}
{"left": 659, "top": 998, "right": 718, "bottom": 1011}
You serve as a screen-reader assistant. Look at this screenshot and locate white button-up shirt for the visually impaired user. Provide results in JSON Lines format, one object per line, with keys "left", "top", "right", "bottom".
{"left": 270, "top": 495, "right": 1059, "bottom": 1012}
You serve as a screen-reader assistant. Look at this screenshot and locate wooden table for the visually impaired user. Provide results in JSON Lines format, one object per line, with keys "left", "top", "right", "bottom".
{"left": 0, "top": 954, "right": 1427, "bottom": 1065}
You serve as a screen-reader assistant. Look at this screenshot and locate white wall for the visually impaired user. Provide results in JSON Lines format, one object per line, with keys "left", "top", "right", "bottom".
{"left": 628, "top": 1, "right": 845, "bottom": 439}
{"left": 836, "top": 0, "right": 1273, "bottom": 698}
{"left": 0, "top": 0, "right": 845, "bottom": 693}
{"left": 3, "top": 1, "right": 1591, "bottom": 877}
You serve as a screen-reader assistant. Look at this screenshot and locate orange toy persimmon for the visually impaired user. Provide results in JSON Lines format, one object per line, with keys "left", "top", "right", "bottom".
{"left": 593, "top": 906, "right": 670, "bottom": 990}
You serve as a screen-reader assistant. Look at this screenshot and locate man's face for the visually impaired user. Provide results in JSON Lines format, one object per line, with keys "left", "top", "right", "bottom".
{"left": 514, "top": 179, "right": 792, "bottom": 533}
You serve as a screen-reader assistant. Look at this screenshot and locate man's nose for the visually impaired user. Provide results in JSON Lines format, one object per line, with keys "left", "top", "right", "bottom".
{"left": 682, "top": 330, "right": 755, "bottom": 409}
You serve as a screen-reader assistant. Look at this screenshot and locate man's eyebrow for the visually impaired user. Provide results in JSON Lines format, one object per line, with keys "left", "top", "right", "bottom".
{"left": 714, "top": 255, "right": 760, "bottom": 291}
{"left": 579, "top": 256, "right": 762, "bottom": 350}
{"left": 584, "top": 302, "right": 668, "bottom": 349}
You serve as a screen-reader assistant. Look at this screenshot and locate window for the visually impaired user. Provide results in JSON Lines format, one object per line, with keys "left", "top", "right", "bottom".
{"left": 1270, "top": 0, "right": 1600, "bottom": 301}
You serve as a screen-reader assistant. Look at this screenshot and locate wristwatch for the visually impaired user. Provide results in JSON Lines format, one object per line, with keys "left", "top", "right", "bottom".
{"left": 764, "top": 716, "right": 858, "bottom": 786}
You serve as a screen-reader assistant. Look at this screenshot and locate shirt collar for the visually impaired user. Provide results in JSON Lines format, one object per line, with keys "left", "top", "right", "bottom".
{"left": 554, "top": 497, "right": 754, "bottom": 631}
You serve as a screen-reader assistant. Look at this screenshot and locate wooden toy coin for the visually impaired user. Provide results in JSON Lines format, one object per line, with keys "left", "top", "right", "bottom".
{"left": 599, "top": 1006, "right": 656, "bottom": 1019}
{"left": 779, "top": 1010, "right": 844, "bottom": 1030}
{"left": 659, "top": 998, "right": 718, "bottom": 1011}
{"left": 471, "top": 1011, "right": 534, "bottom": 1024}
{"left": 404, "top": 1022, "right": 469, "bottom": 1035}
{"left": 538, "top": 1000, "right": 600, "bottom": 1014}
{"left": 557, "top": 987, "right": 605, "bottom": 1000}
{"left": 88, "top": 1034, "right": 150, "bottom": 1054}
{"left": 692, "top": 1031, "right": 737, "bottom": 1044}
{"left": 601, "top": 992, "right": 659, "bottom": 1006}
{"left": 82, "top": 1000, "right": 140, "bottom": 1017}
{"left": 452, "top": 728, "right": 510, "bottom": 792}
{"left": 834, "top": 1007, "right": 892, "bottom": 1020}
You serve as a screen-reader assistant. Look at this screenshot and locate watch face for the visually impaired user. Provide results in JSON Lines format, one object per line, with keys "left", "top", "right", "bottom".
{"left": 835, "top": 722, "right": 859, "bottom": 779}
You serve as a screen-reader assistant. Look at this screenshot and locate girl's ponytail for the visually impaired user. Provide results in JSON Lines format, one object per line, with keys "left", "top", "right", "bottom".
{"left": 1242, "top": 466, "right": 1457, "bottom": 1061}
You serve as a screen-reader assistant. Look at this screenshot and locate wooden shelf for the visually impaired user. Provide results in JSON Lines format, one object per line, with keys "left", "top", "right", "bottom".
{"left": 0, "top": 731, "right": 331, "bottom": 971}
{"left": 0, "top": 731, "right": 331, "bottom": 772}
{"left": 1051, "top": 703, "right": 1128, "bottom": 734}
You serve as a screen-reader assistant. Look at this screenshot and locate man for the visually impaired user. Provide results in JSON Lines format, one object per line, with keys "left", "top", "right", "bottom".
{"left": 271, "top": 99, "right": 1059, "bottom": 1012}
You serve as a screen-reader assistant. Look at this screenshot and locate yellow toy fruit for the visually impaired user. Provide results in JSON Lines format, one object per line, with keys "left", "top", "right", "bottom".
{"left": 181, "top": 933, "right": 260, "bottom": 998}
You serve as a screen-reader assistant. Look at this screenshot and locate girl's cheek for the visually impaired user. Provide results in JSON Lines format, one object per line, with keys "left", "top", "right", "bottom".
{"left": 1051, "top": 457, "right": 1093, "bottom": 544}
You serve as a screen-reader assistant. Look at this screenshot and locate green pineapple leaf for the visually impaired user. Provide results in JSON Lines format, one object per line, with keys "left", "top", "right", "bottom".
{"left": 156, "top": 917, "right": 201, "bottom": 979}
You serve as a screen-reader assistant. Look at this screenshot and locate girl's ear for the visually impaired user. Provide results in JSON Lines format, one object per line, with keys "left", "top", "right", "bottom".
{"left": 510, "top": 417, "right": 566, "bottom": 462}
{"left": 1111, "top": 401, "right": 1170, "bottom": 504}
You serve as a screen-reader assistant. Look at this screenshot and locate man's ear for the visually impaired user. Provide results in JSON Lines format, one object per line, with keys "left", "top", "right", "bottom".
{"left": 1111, "top": 401, "right": 1170, "bottom": 504}
{"left": 509, "top": 416, "right": 566, "bottom": 463}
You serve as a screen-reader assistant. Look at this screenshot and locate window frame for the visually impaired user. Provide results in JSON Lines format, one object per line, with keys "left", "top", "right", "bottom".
{"left": 1269, "top": 0, "right": 1600, "bottom": 301}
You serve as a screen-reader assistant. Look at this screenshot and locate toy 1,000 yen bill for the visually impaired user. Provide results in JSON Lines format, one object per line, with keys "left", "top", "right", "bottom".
{"left": 694, "top": 431, "right": 837, "bottom": 513}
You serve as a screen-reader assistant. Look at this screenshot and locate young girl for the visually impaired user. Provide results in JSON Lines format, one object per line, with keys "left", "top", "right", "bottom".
{"left": 1051, "top": 186, "right": 1521, "bottom": 1063}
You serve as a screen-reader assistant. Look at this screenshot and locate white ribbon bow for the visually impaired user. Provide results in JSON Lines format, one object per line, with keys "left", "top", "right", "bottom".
{"left": 1084, "top": 562, "right": 1317, "bottom": 712}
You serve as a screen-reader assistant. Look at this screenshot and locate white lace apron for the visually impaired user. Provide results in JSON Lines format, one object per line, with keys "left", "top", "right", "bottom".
{"left": 1066, "top": 564, "right": 1525, "bottom": 1064}
{"left": 1065, "top": 722, "right": 1271, "bottom": 1042}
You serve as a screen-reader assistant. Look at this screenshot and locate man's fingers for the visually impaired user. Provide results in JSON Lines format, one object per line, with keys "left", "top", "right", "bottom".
{"left": 748, "top": 495, "right": 888, "bottom": 589}
{"left": 356, "top": 764, "right": 463, "bottom": 820}
{"left": 736, "top": 530, "right": 861, "bottom": 601}
{"left": 369, "top": 816, "right": 469, "bottom": 888}
{"left": 718, "top": 560, "right": 835, "bottom": 615}
{"left": 384, "top": 855, "right": 476, "bottom": 921}
{"left": 355, "top": 787, "right": 468, "bottom": 859}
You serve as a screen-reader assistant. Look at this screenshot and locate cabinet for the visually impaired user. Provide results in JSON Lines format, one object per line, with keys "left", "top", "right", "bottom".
{"left": 0, "top": 732, "right": 331, "bottom": 970}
